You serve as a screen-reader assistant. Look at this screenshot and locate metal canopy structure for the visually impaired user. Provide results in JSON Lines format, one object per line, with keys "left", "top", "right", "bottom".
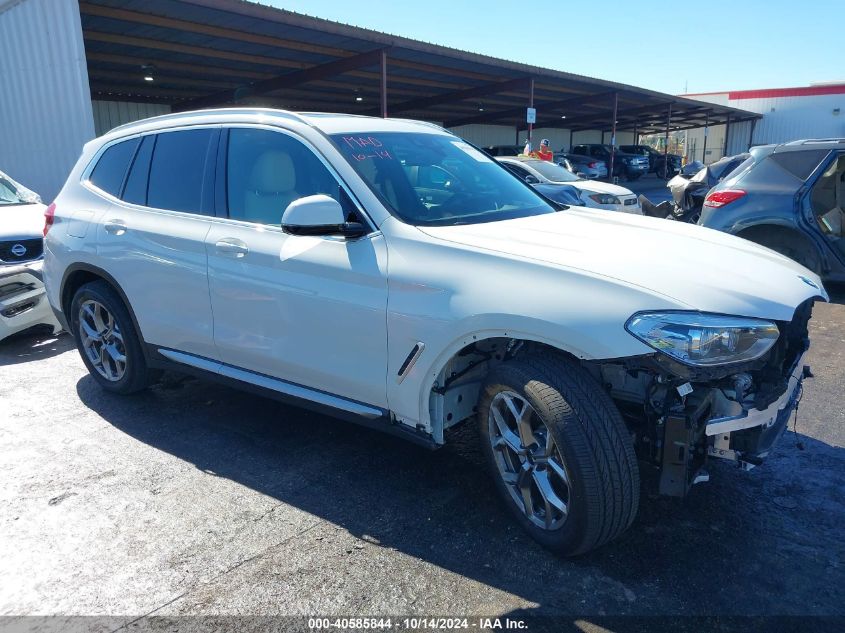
{"left": 80, "top": 0, "right": 759, "bottom": 135}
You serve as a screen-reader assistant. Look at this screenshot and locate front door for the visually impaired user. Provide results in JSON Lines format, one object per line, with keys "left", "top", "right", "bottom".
{"left": 205, "top": 126, "right": 389, "bottom": 408}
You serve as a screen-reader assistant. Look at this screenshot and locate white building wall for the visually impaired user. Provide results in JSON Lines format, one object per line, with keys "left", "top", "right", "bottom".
{"left": 686, "top": 88, "right": 845, "bottom": 163}
{"left": 92, "top": 100, "right": 171, "bottom": 136}
{"left": 448, "top": 124, "right": 516, "bottom": 148}
{"left": 0, "top": 0, "right": 94, "bottom": 200}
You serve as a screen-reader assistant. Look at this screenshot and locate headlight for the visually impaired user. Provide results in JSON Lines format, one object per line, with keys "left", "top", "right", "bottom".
{"left": 625, "top": 312, "right": 779, "bottom": 366}
{"left": 586, "top": 192, "right": 622, "bottom": 205}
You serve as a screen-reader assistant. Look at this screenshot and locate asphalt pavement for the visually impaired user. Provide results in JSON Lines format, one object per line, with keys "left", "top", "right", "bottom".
{"left": 1, "top": 289, "right": 843, "bottom": 632}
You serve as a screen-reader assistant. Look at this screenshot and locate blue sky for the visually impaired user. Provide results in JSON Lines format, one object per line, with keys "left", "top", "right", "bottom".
{"left": 263, "top": 0, "right": 843, "bottom": 95}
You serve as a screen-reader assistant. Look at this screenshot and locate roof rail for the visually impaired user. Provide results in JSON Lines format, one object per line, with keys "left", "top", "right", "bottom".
{"left": 799, "top": 138, "right": 845, "bottom": 144}
{"left": 107, "top": 107, "right": 308, "bottom": 135}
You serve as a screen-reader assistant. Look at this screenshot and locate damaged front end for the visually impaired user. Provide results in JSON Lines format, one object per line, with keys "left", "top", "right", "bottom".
{"left": 587, "top": 301, "right": 815, "bottom": 497}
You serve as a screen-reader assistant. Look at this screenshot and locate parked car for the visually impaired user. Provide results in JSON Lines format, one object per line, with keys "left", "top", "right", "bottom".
{"left": 571, "top": 144, "right": 649, "bottom": 180}
{"left": 554, "top": 152, "right": 608, "bottom": 180}
{"left": 619, "top": 144, "right": 683, "bottom": 178}
{"left": 532, "top": 182, "right": 583, "bottom": 206}
{"left": 640, "top": 152, "right": 752, "bottom": 224}
{"left": 45, "top": 109, "right": 827, "bottom": 555}
{"left": 0, "top": 171, "right": 60, "bottom": 341}
{"left": 700, "top": 139, "right": 845, "bottom": 282}
{"left": 497, "top": 156, "right": 641, "bottom": 213}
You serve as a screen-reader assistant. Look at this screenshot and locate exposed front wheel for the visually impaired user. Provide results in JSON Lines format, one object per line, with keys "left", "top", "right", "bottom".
{"left": 70, "top": 280, "right": 156, "bottom": 394}
{"left": 478, "top": 354, "right": 640, "bottom": 555}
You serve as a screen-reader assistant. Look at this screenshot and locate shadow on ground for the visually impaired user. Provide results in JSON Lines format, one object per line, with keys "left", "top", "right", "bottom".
{"left": 0, "top": 327, "right": 72, "bottom": 366}
{"left": 75, "top": 370, "right": 845, "bottom": 618}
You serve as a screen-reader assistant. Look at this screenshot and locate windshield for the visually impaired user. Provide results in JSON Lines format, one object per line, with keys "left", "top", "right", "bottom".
{"left": 525, "top": 160, "right": 579, "bottom": 182}
{"left": 330, "top": 132, "right": 557, "bottom": 226}
{"left": 0, "top": 173, "right": 40, "bottom": 206}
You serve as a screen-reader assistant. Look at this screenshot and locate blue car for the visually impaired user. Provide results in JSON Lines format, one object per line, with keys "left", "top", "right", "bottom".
{"left": 699, "top": 139, "right": 845, "bottom": 282}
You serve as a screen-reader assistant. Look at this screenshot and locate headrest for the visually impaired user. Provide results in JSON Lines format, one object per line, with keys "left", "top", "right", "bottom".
{"left": 248, "top": 151, "right": 296, "bottom": 192}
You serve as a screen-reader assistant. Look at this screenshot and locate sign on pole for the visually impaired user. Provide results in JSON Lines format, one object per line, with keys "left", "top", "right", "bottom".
{"left": 526, "top": 107, "right": 536, "bottom": 124}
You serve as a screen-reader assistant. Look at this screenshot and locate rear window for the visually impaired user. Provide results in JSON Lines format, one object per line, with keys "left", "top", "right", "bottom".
{"left": 770, "top": 150, "right": 829, "bottom": 181}
{"left": 89, "top": 138, "right": 140, "bottom": 197}
{"left": 147, "top": 129, "right": 214, "bottom": 214}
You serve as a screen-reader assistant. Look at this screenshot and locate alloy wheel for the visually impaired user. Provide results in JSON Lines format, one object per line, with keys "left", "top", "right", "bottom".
{"left": 488, "top": 390, "right": 572, "bottom": 530}
{"left": 78, "top": 299, "right": 127, "bottom": 382}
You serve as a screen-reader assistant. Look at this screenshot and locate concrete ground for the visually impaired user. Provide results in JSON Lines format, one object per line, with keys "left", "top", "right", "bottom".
{"left": 1, "top": 289, "right": 843, "bottom": 631}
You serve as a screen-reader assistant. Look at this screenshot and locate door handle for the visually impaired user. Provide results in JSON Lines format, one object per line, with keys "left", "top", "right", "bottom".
{"left": 215, "top": 238, "right": 249, "bottom": 257}
{"left": 103, "top": 220, "right": 127, "bottom": 235}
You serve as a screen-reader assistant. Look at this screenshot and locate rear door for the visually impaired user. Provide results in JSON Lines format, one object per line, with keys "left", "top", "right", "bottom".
{"left": 205, "top": 126, "right": 389, "bottom": 407}
{"left": 95, "top": 127, "right": 219, "bottom": 359}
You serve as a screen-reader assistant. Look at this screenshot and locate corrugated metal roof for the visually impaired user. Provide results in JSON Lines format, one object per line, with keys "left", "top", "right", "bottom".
{"left": 79, "top": 0, "right": 759, "bottom": 133}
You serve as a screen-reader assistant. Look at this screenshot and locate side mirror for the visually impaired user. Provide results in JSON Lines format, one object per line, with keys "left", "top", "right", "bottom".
{"left": 524, "top": 174, "right": 540, "bottom": 184}
{"left": 281, "top": 194, "right": 367, "bottom": 238}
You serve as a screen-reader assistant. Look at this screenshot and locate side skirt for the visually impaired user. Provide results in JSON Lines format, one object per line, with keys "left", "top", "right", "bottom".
{"left": 146, "top": 345, "right": 438, "bottom": 450}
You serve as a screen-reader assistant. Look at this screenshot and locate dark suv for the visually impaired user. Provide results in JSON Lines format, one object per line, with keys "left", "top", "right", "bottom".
{"left": 620, "top": 144, "right": 682, "bottom": 178}
{"left": 571, "top": 144, "right": 649, "bottom": 180}
{"left": 699, "top": 139, "right": 845, "bottom": 282}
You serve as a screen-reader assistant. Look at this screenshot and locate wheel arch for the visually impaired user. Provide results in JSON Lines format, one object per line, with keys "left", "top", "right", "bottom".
{"left": 419, "top": 329, "right": 590, "bottom": 444}
{"left": 734, "top": 223, "right": 824, "bottom": 272}
{"left": 61, "top": 263, "right": 147, "bottom": 348}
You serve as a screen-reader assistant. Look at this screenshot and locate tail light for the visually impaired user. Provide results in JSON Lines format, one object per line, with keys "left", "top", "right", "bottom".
{"left": 588, "top": 162, "right": 597, "bottom": 168}
{"left": 43, "top": 202, "right": 56, "bottom": 236}
{"left": 703, "top": 189, "right": 746, "bottom": 209}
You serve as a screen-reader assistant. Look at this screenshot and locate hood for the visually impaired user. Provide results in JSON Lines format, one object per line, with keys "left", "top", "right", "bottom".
{"left": 419, "top": 208, "right": 827, "bottom": 322}
{"left": 0, "top": 203, "right": 47, "bottom": 240}
{"left": 569, "top": 179, "right": 633, "bottom": 197}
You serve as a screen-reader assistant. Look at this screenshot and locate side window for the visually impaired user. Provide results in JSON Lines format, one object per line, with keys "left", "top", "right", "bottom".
{"left": 122, "top": 135, "right": 155, "bottom": 206}
{"left": 89, "top": 138, "right": 140, "bottom": 197}
{"left": 147, "top": 129, "right": 215, "bottom": 214}
{"left": 226, "top": 128, "right": 354, "bottom": 226}
{"left": 771, "top": 150, "right": 829, "bottom": 181}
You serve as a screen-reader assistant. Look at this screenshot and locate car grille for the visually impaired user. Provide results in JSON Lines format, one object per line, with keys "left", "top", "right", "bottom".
{"left": 0, "top": 238, "right": 43, "bottom": 264}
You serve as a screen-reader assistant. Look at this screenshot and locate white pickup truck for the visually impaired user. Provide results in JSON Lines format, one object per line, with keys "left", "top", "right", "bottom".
{"left": 44, "top": 109, "right": 827, "bottom": 555}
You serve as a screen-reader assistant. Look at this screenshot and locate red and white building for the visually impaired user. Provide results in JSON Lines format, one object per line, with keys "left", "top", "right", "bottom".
{"left": 681, "top": 83, "right": 845, "bottom": 163}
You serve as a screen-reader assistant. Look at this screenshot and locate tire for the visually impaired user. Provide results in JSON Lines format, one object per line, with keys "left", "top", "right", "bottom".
{"left": 478, "top": 354, "right": 639, "bottom": 556}
{"left": 70, "top": 280, "right": 156, "bottom": 394}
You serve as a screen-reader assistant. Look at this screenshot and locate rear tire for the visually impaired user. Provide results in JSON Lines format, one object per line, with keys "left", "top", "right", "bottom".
{"left": 70, "top": 280, "right": 156, "bottom": 394}
{"left": 478, "top": 354, "right": 640, "bottom": 556}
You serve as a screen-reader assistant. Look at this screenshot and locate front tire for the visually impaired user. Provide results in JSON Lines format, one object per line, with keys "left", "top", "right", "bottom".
{"left": 70, "top": 280, "right": 156, "bottom": 394}
{"left": 478, "top": 354, "right": 639, "bottom": 556}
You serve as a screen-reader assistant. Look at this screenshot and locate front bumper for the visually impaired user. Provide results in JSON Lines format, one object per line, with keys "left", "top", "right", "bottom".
{"left": 0, "top": 262, "right": 61, "bottom": 342}
{"left": 705, "top": 351, "right": 806, "bottom": 469}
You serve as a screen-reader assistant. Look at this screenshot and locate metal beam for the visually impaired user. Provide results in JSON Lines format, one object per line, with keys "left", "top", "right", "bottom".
{"left": 175, "top": 48, "right": 389, "bottom": 111}
{"left": 609, "top": 92, "right": 618, "bottom": 178}
{"left": 372, "top": 77, "right": 532, "bottom": 116}
{"left": 380, "top": 50, "right": 388, "bottom": 118}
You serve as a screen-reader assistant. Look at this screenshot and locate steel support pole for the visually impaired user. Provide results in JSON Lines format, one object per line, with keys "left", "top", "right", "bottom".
{"left": 569, "top": 129, "right": 573, "bottom": 152}
{"left": 608, "top": 92, "right": 618, "bottom": 179}
{"left": 701, "top": 113, "right": 709, "bottom": 163}
{"left": 633, "top": 121, "right": 638, "bottom": 147}
{"left": 723, "top": 113, "right": 732, "bottom": 157}
{"left": 663, "top": 103, "right": 672, "bottom": 177}
{"left": 380, "top": 50, "right": 388, "bottom": 118}
{"left": 748, "top": 118, "right": 757, "bottom": 150}
{"left": 527, "top": 77, "right": 535, "bottom": 148}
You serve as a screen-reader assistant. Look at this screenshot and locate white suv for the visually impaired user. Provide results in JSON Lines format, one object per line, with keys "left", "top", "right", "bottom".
{"left": 44, "top": 109, "right": 827, "bottom": 555}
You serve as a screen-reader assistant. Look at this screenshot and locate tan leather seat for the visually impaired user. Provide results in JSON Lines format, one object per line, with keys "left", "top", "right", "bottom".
{"left": 243, "top": 151, "right": 300, "bottom": 225}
